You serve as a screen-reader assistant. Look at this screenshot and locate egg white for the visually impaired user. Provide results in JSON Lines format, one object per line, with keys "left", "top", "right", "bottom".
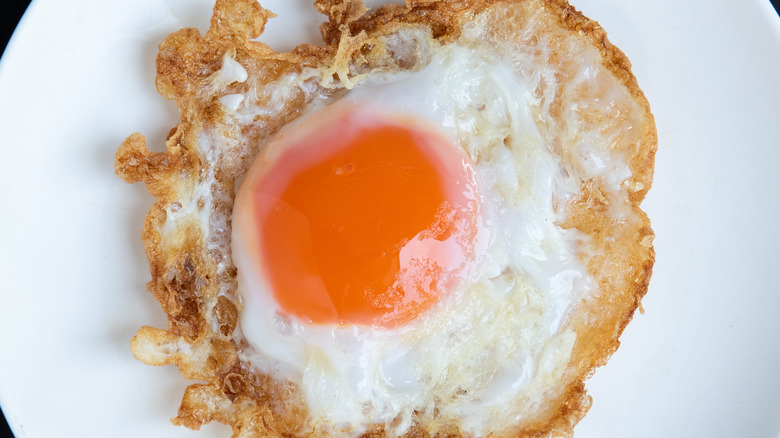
{"left": 225, "top": 28, "right": 597, "bottom": 437}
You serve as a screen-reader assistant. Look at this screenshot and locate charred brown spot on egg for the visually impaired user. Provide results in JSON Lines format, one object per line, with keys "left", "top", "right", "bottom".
{"left": 215, "top": 296, "right": 239, "bottom": 336}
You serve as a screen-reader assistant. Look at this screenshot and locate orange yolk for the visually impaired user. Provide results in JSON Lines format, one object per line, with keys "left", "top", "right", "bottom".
{"left": 245, "top": 108, "right": 476, "bottom": 327}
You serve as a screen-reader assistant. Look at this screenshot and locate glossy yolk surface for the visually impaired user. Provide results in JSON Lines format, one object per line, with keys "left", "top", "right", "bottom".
{"left": 250, "top": 111, "right": 475, "bottom": 327}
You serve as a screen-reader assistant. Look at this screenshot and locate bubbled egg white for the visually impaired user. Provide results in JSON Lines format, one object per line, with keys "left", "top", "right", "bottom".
{"left": 230, "top": 33, "right": 595, "bottom": 436}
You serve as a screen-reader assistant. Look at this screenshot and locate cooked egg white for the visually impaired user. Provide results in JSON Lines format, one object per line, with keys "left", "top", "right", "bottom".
{"left": 228, "top": 31, "right": 596, "bottom": 436}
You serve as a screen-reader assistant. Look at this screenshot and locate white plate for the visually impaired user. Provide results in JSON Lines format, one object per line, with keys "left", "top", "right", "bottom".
{"left": 1, "top": 0, "right": 779, "bottom": 437}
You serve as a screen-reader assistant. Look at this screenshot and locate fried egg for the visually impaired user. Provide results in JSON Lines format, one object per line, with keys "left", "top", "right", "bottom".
{"left": 116, "top": 0, "right": 656, "bottom": 436}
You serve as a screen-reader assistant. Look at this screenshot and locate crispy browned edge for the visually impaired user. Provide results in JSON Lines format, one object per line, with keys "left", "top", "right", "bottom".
{"left": 114, "top": 0, "right": 657, "bottom": 436}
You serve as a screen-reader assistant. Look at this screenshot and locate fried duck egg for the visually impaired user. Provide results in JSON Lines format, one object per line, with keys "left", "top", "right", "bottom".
{"left": 115, "top": 0, "right": 656, "bottom": 437}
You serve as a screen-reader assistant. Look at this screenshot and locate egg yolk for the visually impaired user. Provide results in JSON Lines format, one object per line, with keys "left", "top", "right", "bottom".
{"left": 246, "top": 108, "right": 476, "bottom": 327}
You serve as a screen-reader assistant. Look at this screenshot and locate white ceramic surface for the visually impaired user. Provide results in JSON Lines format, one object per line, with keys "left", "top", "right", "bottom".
{"left": 0, "top": 0, "right": 778, "bottom": 437}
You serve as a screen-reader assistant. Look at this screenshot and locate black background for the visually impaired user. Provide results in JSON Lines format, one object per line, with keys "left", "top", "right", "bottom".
{"left": 1, "top": 0, "right": 780, "bottom": 437}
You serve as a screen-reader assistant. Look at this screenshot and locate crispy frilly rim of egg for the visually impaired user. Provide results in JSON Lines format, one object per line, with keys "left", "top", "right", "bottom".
{"left": 115, "top": 0, "right": 656, "bottom": 436}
